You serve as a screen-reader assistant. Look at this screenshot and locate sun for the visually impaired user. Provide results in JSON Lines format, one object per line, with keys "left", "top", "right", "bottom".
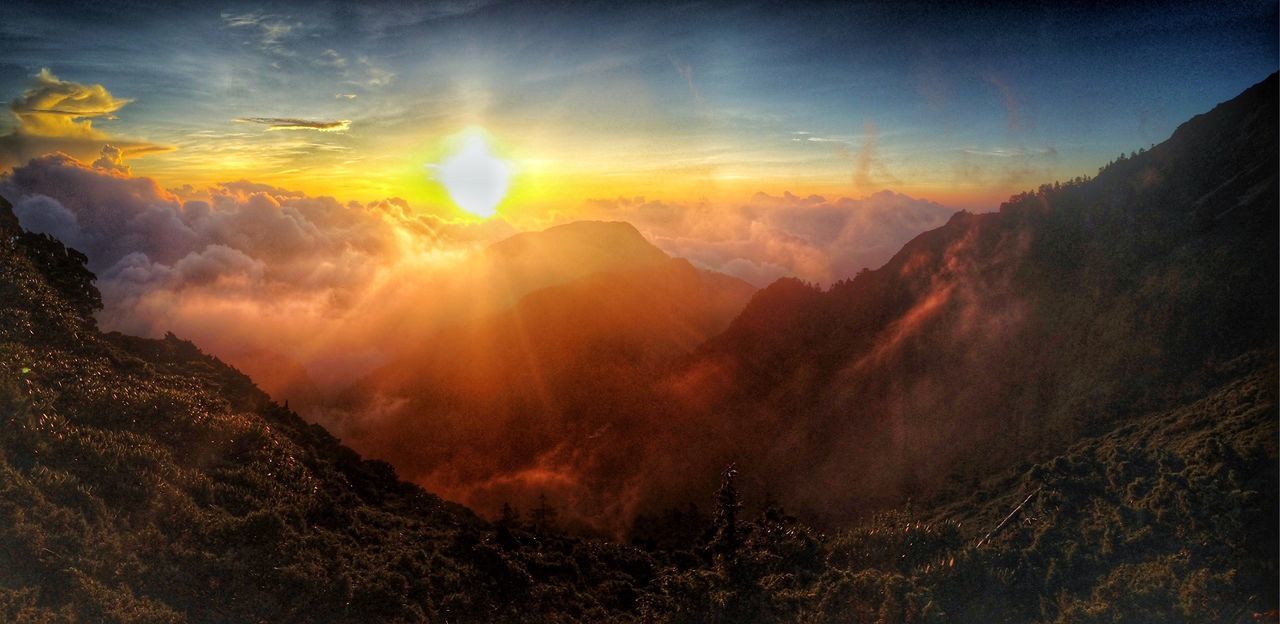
{"left": 428, "top": 131, "right": 511, "bottom": 218}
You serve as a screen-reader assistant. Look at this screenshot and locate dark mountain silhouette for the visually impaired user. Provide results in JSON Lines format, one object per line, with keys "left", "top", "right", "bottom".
{"left": 312, "top": 73, "right": 1277, "bottom": 537}
{"left": 0, "top": 194, "right": 680, "bottom": 622}
{"left": 637, "top": 72, "right": 1279, "bottom": 522}
{"left": 0, "top": 75, "right": 1275, "bottom": 623}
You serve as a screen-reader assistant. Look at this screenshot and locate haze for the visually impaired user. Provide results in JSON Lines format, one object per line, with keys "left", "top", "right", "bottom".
{"left": 1, "top": 0, "right": 1275, "bottom": 532}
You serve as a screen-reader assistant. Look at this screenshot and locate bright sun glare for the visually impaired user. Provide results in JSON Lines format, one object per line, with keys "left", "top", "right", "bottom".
{"left": 429, "top": 132, "right": 511, "bottom": 218}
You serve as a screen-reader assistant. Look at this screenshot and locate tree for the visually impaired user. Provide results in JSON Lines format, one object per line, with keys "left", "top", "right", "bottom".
{"left": 529, "top": 493, "right": 558, "bottom": 533}
{"left": 498, "top": 502, "right": 520, "bottom": 529}
{"left": 495, "top": 502, "right": 521, "bottom": 548}
{"left": 707, "top": 463, "right": 742, "bottom": 561}
{"left": 19, "top": 232, "right": 103, "bottom": 319}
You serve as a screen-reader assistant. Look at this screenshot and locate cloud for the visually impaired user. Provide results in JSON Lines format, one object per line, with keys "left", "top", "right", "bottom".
{"left": 11, "top": 193, "right": 84, "bottom": 249}
{"left": 846, "top": 121, "right": 901, "bottom": 193}
{"left": 9, "top": 68, "right": 131, "bottom": 138}
{"left": 962, "top": 147, "right": 1057, "bottom": 158}
{"left": 317, "top": 49, "right": 348, "bottom": 69}
{"left": 173, "top": 244, "right": 267, "bottom": 286}
{"left": 0, "top": 151, "right": 962, "bottom": 533}
{"left": 0, "top": 69, "right": 171, "bottom": 168}
{"left": 983, "top": 73, "right": 1026, "bottom": 133}
{"left": 583, "top": 190, "right": 958, "bottom": 286}
{"left": 91, "top": 144, "right": 130, "bottom": 173}
{"left": 0, "top": 152, "right": 967, "bottom": 536}
{"left": 219, "top": 10, "right": 393, "bottom": 89}
{"left": 235, "top": 117, "right": 352, "bottom": 132}
{"left": 221, "top": 10, "right": 300, "bottom": 56}
{"left": 0, "top": 153, "right": 513, "bottom": 396}
{"left": 670, "top": 55, "right": 705, "bottom": 110}
{"left": 355, "top": 55, "right": 395, "bottom": 88}
{"left": 953, "top": 144, "right": 1059, "bottom": 187}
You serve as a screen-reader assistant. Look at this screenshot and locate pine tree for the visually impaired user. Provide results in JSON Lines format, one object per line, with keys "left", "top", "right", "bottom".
{"left": 498, "top": 502, "right": 520, "bottom": 528}
{"left": 495, "top": 501, "right": 521, "bottom": 548}
{"left": 708, "top": 463, "right": 741, "bottom": 560}
{"left": 529, "top": 493, "right": 558, "bottom": 533}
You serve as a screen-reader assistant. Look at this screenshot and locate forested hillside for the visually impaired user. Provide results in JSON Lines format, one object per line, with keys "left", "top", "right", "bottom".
{"left": 0, "top": 74, "right": 1275, "bottom": 623}
{"left": 637, "top": 72, "right": 1279, "bottom": 521}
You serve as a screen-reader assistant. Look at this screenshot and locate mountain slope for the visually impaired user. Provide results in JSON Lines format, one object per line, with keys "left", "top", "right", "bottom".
{"left": 0, "top": 195, "right": 664, "bottom": 622}
{"left": 324, "top": 254, "right": 756, "bottom": 533}
{"left": 643, "top": 72, "right": 1279, "bottom": 521}
{"left": 639, "top": 351, "right": 1277, "bottom": 623}
{"left": 929, "top": 352, "right": 1278, "bottom": 622}
{"left": 320, "top": 74, "right": 1278, "bottom": 533}
{"left": 0, "top": 73, "right": 1275, "bottom": 623}
{"left": 231, "top": 220, "right": 676, "bottom": 404}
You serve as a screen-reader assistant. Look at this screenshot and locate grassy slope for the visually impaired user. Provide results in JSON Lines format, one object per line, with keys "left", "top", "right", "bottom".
{"left": 0, "top": 75, "right": 1275, "bottom": 623}
{"left": 636, "top": 354, "right": 1276, "bottom": 623}
{"left": 0, "top": 199, "right": 658, "bottom": 623}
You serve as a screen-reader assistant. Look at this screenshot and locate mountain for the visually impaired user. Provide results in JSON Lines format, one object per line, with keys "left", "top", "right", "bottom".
{"left": 637, "top": 72, "right": 1279, "bottom": 522}
{"left": 394, "top": 220, "right": 675, "bottom": 333}
{"left": 322, "top": 248, "right": 756, "bottom": 533}
{"left": 0, "top": 73, "right": 1275, "bottom": 623}
{"left": 0, "top": 195, "right": 668, "bottom": 622}
{"left": 921, "top": 353, "right": 1277, "bottom": 622}
{"left": 635, "top": 355, "right": 1277, "bottom": 623}
{"left": 317, "top": 73, "right": 1279, "bottom": 536}
{"left": 235, "top": 220, "right": 678, "bottom": 405}
{"left": 476, "top": 220, "right": 672, "bottom": 295}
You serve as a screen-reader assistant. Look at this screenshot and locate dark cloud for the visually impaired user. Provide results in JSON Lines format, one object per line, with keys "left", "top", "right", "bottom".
{"left": 11, "top": 193, "right": 84, "bottom": 249}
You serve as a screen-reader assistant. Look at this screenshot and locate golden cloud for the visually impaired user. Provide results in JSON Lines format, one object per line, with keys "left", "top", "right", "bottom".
{"left": 0, "top": 69, "right": 172, "bottom": 168}
{"left": 10, "top": 68, "right": 132, "bottom": 138}
{"left": 235, "top": 117, "right": 352, "bottom": 132}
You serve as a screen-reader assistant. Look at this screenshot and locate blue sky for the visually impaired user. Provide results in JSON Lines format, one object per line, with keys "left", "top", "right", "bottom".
{"left": 0, "top": 0, "right": 1275, "bottom": 210}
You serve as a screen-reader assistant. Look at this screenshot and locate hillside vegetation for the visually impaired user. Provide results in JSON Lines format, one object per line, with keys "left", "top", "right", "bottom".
{"left": 0, "top": 197, "right": 661, "bottom": 622}
{"left": 0, "top": 75, "right": 1275, "bottom": 622}
{"left": 636, "top": 72, "right": 1279, "bottom": 521}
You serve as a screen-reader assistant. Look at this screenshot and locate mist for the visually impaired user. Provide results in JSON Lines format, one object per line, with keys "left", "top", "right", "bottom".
{"left": 1, "top": 150, "right": 993, "bottom": 535}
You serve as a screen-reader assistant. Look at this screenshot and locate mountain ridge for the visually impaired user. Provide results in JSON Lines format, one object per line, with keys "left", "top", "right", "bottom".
{"left": 0, "top": 193, "right": 669, "bottom": 622}
{"left": 322, "top": 249, "right": 757, "bottom": 533}
{"left": 0, "top": 73, "right": 1275, "bottom": 624}
{"left": 634, "top": 71, "right": 1279, "bottom": 523}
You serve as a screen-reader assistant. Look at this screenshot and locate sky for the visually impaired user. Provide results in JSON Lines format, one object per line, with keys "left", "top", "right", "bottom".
{"left": 1, "top": 0, "right": 1275, "bottom": 219}
{"left": 0, "top": 0, "right": 1275, "bottom": 399}
{"left": 0, "top": 0, "right": 1275, "bottom": 529}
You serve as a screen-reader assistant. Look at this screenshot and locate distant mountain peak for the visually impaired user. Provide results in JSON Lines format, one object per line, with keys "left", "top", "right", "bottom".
{"left": 485, "top": 220, "right": 666, "bottom": 265}
{"left": 463, "top": 220, "right": 672, "bottom": 306}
